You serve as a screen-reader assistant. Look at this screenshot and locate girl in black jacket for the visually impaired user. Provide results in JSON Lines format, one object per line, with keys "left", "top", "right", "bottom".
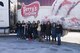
{"left": 32, "top": 21, "right": 38, "bottom": 39}
{"left": 27, "top": 21, "right": 33, "bottom": 40}
{"left": 45, "top": 21, "right": 51, "bottom": 41}
{"left": 41, "top": 22, "right": 46, "bottom": 39}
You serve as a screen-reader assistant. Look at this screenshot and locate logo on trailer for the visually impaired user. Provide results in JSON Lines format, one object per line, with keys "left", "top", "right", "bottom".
{"left": 21, "top": 1, "right": 40, "bottom": 17}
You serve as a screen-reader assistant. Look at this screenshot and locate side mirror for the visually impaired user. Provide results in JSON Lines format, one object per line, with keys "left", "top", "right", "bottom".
{"left": 0, "top": 1, "right": 4, "bottom": 7}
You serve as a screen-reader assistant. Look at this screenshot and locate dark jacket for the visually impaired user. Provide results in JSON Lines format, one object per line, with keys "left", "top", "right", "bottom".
{"left": 41, "top": 24, "right": 46, "bottom": 33}
{"left": 46, "top": 24, "right": 51, "bottom": 36}
{"left": 16, "top": 23, "right": 22, "bottom": 35}
{"left": 56, "top": 24, "right": 63, "bottom": 34}
{"left": 16, "top": 23, "right": 21, "bottom": 29}
{"left": 32, "top": 23, "right": 38, "bottom": 34}
{"left": 21, "top": 23, "right": 25, "bottom": 29}
{"left": 27, "top": 23, "right": 32, "bottom": 34}
{"left": 32, "top": 23, "right": 37, "bottom": 31}
{"left": 51, "top": 23, "right": 56, "bottom": 36}
{"left": 25, "top": 24, "right": 28, "bottom": 35}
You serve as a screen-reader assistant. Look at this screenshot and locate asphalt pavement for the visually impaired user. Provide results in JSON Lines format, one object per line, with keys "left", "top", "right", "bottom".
{"left": 0, "top": 32, "right": 79, "bottom": 53}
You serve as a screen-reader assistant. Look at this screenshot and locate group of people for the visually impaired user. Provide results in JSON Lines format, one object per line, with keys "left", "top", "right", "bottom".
{"left": 16, "top": 20, "right": 63, "bottom": 45}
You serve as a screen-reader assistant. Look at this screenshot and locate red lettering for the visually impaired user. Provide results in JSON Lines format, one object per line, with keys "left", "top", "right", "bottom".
{"left": 21, "top": 1, "right": 40, "bottom": 17}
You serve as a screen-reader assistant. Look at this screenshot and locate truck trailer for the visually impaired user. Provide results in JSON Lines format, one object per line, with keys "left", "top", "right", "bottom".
{"left": 17, "top": 0, "right": 80, "bottom": 31}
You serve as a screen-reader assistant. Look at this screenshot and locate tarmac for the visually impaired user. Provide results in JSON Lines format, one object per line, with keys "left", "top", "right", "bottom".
{"left": 0, "top": 32, "right": 79, "bottom": 53}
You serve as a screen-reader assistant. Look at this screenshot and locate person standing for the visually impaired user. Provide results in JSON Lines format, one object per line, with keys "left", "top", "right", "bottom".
{"left": 56, "top": 21, "right": 63, "bottom": 45}
{"left": 16, "top": 21, "right": 22, "bottom": 39}
{"left": 41, "top": 21, "right": 46, "bottom": 39}
{"left": 51, "top": 22, "right": 56, "bottom": 42}
{"left": 27, "top": 21, "right": 33, "bottom": 40}
{"left": 21, "top": 21, "right": 25, "bottom": 39}
{"left": 37, "top": 20, "right": 42, "bottom": 41}
{"left": 32, "top": 21, "right": 38, "bottom": 39}
{"left": 25, "top": 22, "right": 28, "bottom": 39}
{"left": 45, "top": 21, "right": 51, "bottom": 41}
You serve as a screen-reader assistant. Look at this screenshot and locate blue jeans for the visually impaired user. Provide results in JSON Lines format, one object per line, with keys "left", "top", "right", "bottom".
{"left": 17, "top": 28, "right": 21, "bottom": 38}
{"left": 38, "top": 31, "right": 42, "bottom": 41}
{"left": 33, "top": 30, "right": 38, "bottom": 39}
{"left": 21, "top": 28, "right": 26, "bottom": 39}
{"left": 56, "top": 33, "right": 61, "bottom": 45}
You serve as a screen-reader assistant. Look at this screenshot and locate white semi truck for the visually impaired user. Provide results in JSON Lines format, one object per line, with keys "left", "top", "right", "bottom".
{"left": 17, "top": 0, "right": 80, "bottom": 31}
{"left": 0, "top": 0, "right": 79, "bottom": 34}
{"left": 0, "top": 0, "right": 9, "bottom": 33}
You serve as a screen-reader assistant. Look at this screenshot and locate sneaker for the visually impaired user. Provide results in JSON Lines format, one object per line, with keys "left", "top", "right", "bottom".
{"left": 17, "top": 38, "right": 20, "bottom": 40}
{"left": 26, "top": 38, "right": 29, "bottom": 40}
